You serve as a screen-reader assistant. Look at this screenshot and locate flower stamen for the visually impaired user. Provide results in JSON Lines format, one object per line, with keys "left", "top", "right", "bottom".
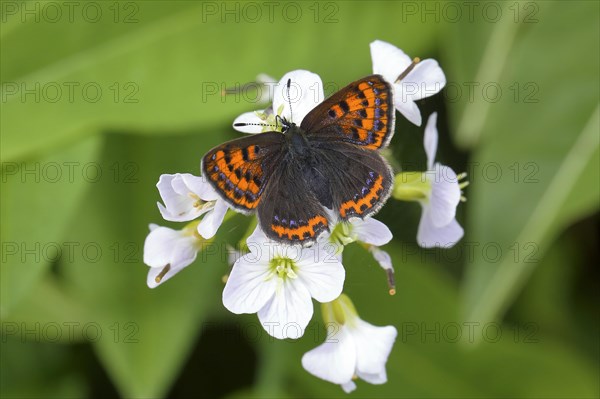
{"left": 386, "top": 268, "right": 396, "bottom": 296}
{"left": 457, "top": 172, "right": 469, "bottom": 202}
{"left": 395, "top": 57, "right": 421, "bottom": 83}
{"left": 268, "top": 257, "right": 299, "bottom": 281}
{"left": 155, "top": 264, "right": 171, "bottom": 283}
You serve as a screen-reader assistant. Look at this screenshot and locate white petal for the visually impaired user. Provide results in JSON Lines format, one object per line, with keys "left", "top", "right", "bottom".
{"left": 369, "top": 247, "right": 393, "bottom": 271}
{"left": 143, "top": 227, "right": 194, "bottom": 268}
{"left": 352, "top": 319, "right": 397, "bottom": 379}
{"left": 143, "top": 226, "right": 199, "bottom": 288}
{"left": 296, "top": 247, "right": 345, "bottom": 303}
{"left": 352, "top": 218, "right": 393, "bottom": 246}
{"left": 157, "top": 202, "right": 175, "bottom": 221}
{"left": 197, "top": 200, "right": 228, "bottom": 239}
{"left": 301, "top": 326, "right": 357, "bottom": 385}
{"left": 357, "top": 370, "right": 387, "bottom": 385}
{"left": 424, "top": 113, "right": 439, "bottom": 170}
{"left": 222, "top": 255, "right": 276, "bottom": 315}
{"left": 246, "top": 225, "right": 276, "bottom": 259}
{"left": 257, "top": 279, "right": 313, "bottom": 339}
{"left": 404, "top": 59, "right": 446, "bottom": 101}
{"left": 417, "top": 210, "right": 464, "bottom": 248}
{"left": 341, "top": 381, "right": 357, "bottom": 393}
{"left": 156, "top": 174, "right": 195, "bottom": 221}
{"left": 393, "top": 94, "right": 422, "bottom": 126}
{"left": 157, "top": 203, "right": 204, "bottom": 223}
{"left": 429, "top": 164, "right": 461, "bottom": 227}
{"left": 370, "top": 40, "right": 412, "bottom": 84}
{"left": 171, "top": 173, "right": 194, "bottom": 197}
{"left": 233, "top": 111, "right": 270, "bottom": 134}
{"left": 246, "top": 225, "right": 269, "bottom": 250}
{"left": 273, "top": 70, "right": 323, "bottom": 125}
{"left": 156, "top": 174, "right": 215, "bottom": 222}
{"left": 179, "top": 173, "right": 219, "bottom": 201}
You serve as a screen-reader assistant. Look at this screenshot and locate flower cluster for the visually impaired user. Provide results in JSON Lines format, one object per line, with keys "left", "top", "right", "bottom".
{"left": 143, "top": 40, "right": 466, "bottom": 393}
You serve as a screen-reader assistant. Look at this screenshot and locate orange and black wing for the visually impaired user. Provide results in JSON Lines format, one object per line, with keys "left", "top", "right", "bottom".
{"left": 314, "top": 142, "right": 393, "bottom": 221}
{"left": 201, "top": 133, "right": 285, "bottom": 213}
{"left": 301, "top": 75, "right": 395, "bottom": 150}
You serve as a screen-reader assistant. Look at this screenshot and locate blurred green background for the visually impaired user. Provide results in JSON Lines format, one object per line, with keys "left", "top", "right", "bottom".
{"left": 1, "top": 1, "right": 599, "bottom": 398}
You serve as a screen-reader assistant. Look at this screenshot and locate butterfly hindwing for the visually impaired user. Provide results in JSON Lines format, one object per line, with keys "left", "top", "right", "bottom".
{"left": 258, "top": 162, "right": 329, "bottom": 245}
{"left": 310, "top": 141, "right": 393, "bottom": 220}
{"left": 301, "top": 74, "right": 395, "bottom": 150}
{"left": 201, "top": 132, "right": 284, "bottom": 213}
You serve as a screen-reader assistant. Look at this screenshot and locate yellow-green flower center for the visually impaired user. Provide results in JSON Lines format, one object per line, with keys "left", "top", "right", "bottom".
{"left": 268, "top": 257, "right": 298, "bottom": 281}
{"left": 188, "top": 192, "right": 214, "bottom": 212}
{"left": 329, "top": 222, "right": 355, "bottom": 247}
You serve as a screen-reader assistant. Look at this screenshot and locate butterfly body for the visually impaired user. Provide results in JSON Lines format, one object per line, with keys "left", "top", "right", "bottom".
{"left": 202, "top": 75, "right": 395, "bottom": 245}
{"left": 283, "top": 123, "right": 313, "bottom": 159}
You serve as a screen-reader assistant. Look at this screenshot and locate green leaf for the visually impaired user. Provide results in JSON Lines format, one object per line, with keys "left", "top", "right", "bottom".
{"left": 456, "top": 2, "right": 600, "bottom": 331}
{"left": 1, "top": 1, "right": 440, "bottom": 162}
{"left": 1, "top": 135, "right": 102, "bottom": 318}
{"left": 2, "top": 276, "right": 90, "bottom": 343}
{"left": 0, "top": 339, "right": 86, "bottom": 398}
{"left": 442, "top": 1, "right": 522, "bottom": 149}
{"left": 512, "top": 223, "right": 600, "bottom": 361}
{"left": 59, "top": 131, "right": 230, "bottom": 397}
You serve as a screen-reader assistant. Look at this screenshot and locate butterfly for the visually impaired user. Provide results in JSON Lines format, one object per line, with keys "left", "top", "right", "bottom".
{"left": 201, "top": 74, "right": 395, "bottom": 245}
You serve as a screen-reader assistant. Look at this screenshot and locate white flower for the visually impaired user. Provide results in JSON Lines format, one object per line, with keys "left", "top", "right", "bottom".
{"left": 233, "top": 70, "right": 324, "bottom": 133}
{"left": 156, "top": 173, "right": 228, "bottom": 239}
{"left": 222, "top": 226, "right": 345, "bottom": 339}
{"left": 302, "top": 294, "right": 397, "bottom": 393}
{"left": 417, "top": 113, "right": 465, "bottom": 248}
{"left": 143, "top": 222, "right": 204, "bottom": 288}
{"left": 370, "top": 40, "right": 446, "bottom": 126}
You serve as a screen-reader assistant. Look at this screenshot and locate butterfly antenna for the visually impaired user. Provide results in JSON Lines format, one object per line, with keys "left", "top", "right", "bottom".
{"left": 286, "top": 78, "right": 293, "bottom": 122}
{"left": 233, "top": 122, "right": 278, "bottom": 129}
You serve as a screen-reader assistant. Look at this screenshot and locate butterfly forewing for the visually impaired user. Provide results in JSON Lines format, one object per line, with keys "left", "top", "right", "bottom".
{"left": 201, "top": 133, "right": 284, "bottom": 213}
{"left": 301, "top": 74, "right": 395, "bottom": 150}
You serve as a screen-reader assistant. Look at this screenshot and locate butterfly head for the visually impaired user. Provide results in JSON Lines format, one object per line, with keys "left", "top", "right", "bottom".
{"left": 276, "top": 115, "right": 294, "bottom": 133}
